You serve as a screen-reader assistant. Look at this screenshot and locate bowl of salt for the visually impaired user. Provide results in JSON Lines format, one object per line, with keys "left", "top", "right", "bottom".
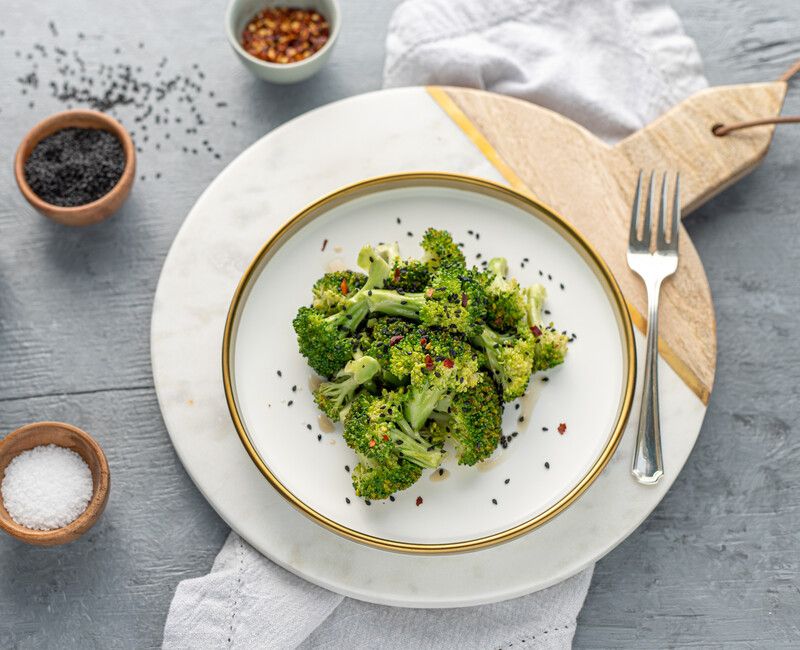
{"left": 0, "top": 422, "right": 110, "bottom": 546}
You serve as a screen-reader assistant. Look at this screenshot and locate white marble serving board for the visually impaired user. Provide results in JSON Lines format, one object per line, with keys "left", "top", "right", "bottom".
{"left": 151, "top": 87, "right": 706, "bottom": 607}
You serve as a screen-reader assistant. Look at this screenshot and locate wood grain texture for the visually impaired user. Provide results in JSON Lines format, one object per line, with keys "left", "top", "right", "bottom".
{"left": 440, "top": 86, "right": 719, "bottom": 401}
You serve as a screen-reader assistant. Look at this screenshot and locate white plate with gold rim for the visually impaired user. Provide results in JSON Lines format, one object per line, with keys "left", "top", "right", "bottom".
{"left": 223, "top": 173, "right": 635, "bottom": 553}
{"left": 151, "top": 87, "right": 709, "bottom": 606}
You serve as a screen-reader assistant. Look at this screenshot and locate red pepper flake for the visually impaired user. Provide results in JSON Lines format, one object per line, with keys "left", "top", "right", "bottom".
{"left": 420, "top": 337, "right": 428, "bottom": 347}
{"left": 425, "top": 288, "right": 434, "bottom": 298}
{"left": 393, "top": 267, "right": 401, "bottom": 282}
{"left": 389, "top": 334, "right": 404, "bottom": 346}
{"left": 424, "top": 354, "right": 434, "bottom": 371}
{"left": 382, "top": 434, "right": 389, "bottom": 442}
{"left": 369, "top": 439, "right": 376, "bottom": 447}
{"left": 461, "top": 293, "right": 468, "bottom": 307}
{"left": 340, "top": 278, "right": 348, "bottom": 295}
{"left": 416, "top": 496, "right": 423, "bottom": 506}
{"left": 558, "top": 422, "right": 567, "bottom": 435}
{"left": 442, "top": 358, "right": 454, "bottom": 368}
{"left": 531, "top": 325, "right": 542, "bottom": 337}
{"left": 321, "top": 238, "right": 328, "bottom": 251}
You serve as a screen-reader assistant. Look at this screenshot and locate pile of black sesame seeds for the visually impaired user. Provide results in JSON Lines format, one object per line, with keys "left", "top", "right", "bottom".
{"left": 8, "top": 21, "right": 235, "bottom": 182}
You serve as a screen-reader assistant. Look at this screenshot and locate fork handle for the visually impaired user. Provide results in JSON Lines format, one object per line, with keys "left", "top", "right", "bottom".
{"left": 632, "top": 279, "right": 664, "bottom": 484}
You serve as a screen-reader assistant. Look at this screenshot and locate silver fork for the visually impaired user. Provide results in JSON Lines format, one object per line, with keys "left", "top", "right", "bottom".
{"left": 627, "top": 171, "right": 680, "bottom": 485}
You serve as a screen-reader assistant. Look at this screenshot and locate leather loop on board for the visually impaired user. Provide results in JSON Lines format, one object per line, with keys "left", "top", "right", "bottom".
{"left": 713, "top": 59, "right": 800, "bottom": 136}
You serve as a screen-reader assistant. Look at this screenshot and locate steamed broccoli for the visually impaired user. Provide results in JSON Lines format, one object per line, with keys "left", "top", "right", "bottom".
{"left": 343, "top": 390, "right": 442, "bottom": 499}
{"left": 473, "top": 326, "right": 537, "bottom": 401}
{"left": 388, "top": 329, "right": 481, "bottom": 430}
{"left": 420, "top": 227, "right": 465, "bottom": 271}
{"left": 374, "top": 242, "right": 431, "bottom": 292}
{"left": 428, "top": 373, "right": 503, "bottom": 465}
{"left": 313, "top": 356, "right": 381, "bottom": 420}
{"left": 311, "top": 271, "right": 367, "bottom": 315}
{"left": 294, "top": 246, "right": 393, "bottom": 376}
{"left": 366, "top": 265, "right": 488, "bottom": 337}
{"left": 522, "top": 284, "right": 569, "bottom": 371}
{"left": 485, "top": 257, "right": 527, "bottom": 332}
{"left": 357, "top": 317, "right": 417, "bottom": 386}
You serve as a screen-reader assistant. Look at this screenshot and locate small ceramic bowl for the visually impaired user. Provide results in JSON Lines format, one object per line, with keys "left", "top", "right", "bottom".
{"left": 226, "top": 0, "right": 341, "bottom": 84}
{"left": 0, "top": 422, "right": 110, "bottom": 546}
{"left": 14, "top": 109, "right": 136, "bottom": 227}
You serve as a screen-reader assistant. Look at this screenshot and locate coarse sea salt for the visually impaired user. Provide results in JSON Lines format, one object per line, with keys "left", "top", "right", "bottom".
{"left": 1, "top": 444, "right": 93, "bottom": 531}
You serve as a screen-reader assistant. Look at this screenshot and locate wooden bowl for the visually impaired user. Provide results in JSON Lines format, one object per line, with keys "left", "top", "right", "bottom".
{"left": 14, "top": 109, "right": 136, "bottom": 227}
{"left": 0, "top": 422, "right": 110, "bottom": 546}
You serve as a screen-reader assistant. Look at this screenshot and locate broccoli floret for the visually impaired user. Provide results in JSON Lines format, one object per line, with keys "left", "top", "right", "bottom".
{"left": 428, "top": 373, "right": 503, "bottom": 465}
{"left": 532, "top": 327, "right": 569, "bottom": 372}
{"left": 343, "top": 391, "right": 443, "bottom": 470}
{"left": 294, "top": 248, "right": 394, "bottom": 376}
{"left": 485, "top": 258, "right": 527, "bottom": 332}
{"left": 292, "top": 301, "right": 369, "bottom": 377}
{"left": 366, "top": 266, "right": 488, "bottom": 337}
{"left": 373, "top": 241, "right": 433, "bottom": 292}
{"left": 357, "top": 317, "right": 417, "bottom": 386}
{"left": 473, "top": 326, "right": 536, "bottom": 401}
{"left": 388, "top": 329, "right": 481, "bottom": 430}
{"left": 313, "top": 356, "right": 381, "bottom": 420}
{"left": 420, "top": 227, "right": 465, "bottom": 271}
{"left": 522, "top": 284, "right": 569, "bottom": 371}
{"left": 311, "top": 271, "right": 367, "bottom": 315}
{"left": 523, "top": 284, "right": 548, "bottom": 329}
{"left": 351, "top": 455, "right": 422, "bottom": 500}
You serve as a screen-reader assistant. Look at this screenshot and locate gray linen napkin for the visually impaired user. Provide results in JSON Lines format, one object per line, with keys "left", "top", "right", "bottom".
{"left": 163, "top": 1, "right": 706, "bottom": 647}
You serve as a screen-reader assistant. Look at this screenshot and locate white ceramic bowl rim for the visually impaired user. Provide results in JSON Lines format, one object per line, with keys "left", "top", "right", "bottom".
{"left": 225, "top": 0, "right": 341, "bottom": 70}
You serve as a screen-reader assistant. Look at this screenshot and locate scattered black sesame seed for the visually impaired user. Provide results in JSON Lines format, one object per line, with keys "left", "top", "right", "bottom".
{"left": 345, "top": 497, "right": 351, "bottom": 504}
{"left": 542, "top": 376, "right": 549, "bottom": 382}
{"left": 277, "top": 370, "right": 282, "bottom": 377}
{"left": 365, "top": 500, "right": 371, "bottom": 506}
{"left": 389, "top": 495, "right": 396, "bottom": 502}
{"left": 317, "top": 434, "right": 322, "bottom": 441}
{"left": 291, "top": 385, "right": 297, "bottom": 392}
{"left": 518, "top": 416, "right": 525, "bottom": 423}
{"left": 492, "top": 498, "right": 498, "bottom": 505}
{"left": 438, "top": 468, "right": 444, "bottom": 476}
{"left": 504, "top": 478, "right": 510, "bottom": 485}
{"left": 306, "top": 424, "right": 312, "bottom": 430}
{"left": 547, "top": 274, "right": 552, "bottom": 280}
{"left": 345, "top": 465, "right": 350, "bottom": 472}
{"left": 544, "top": 462, "right": 550, "bottom": 469}
{"left": 515, "top": 403, "right": 520, "bottom": 410}
{"left": 560, "top": 283, "right": 565, "bottom": 290}
{"left": 407, "top": 231, "right": 413, "bottom": 237}
{"left": 542, "top": 427, "right": 549, "bottom": 431}
{"left": 396, "top": 217, "right": 401, "bottom": 224}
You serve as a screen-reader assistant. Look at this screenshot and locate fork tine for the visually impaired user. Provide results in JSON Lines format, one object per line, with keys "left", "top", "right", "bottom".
{"left": 656, "top": 171, "right": 668, "bottom": 249}
{"left": 671, "top": 172, "right": 680, "bottom": 248}
{"left": 641, "top": 171, "right": 655, "bottom": 249}
{"left": 629, "top": 170, "right": 643, "bottom": 244}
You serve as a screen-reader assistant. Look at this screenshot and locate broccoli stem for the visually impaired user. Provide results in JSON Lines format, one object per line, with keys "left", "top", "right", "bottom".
{"left": 388, "top": 425, "right": 442, "bottom": 468}
{"left": 366, "top": 289, "right": 425, "bottom": 320}
{"left": 404, "top": 381, "right": 448, "bottom": 431}
{"left": 327, "top": 297, "right": 370, "bottom": 333}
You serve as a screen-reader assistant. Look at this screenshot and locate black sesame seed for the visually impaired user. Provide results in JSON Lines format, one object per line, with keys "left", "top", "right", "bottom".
{"left": 438, "top": 468, "right": 444, "bottom": 476}
{"left": 560, "top": 283, "right": 565, "bottom": 290}
{"left": 317, "top": 434, "right": 322, "bottom": 441}
{"left": 492, "top": 498, "right": 498, "bottom": 505}
{"left": 287, "top": 400, "right": 293, "bottom": 407}
{"left": 504, "top": 478, "right": 510, "bottom": 485}
{"left": 518, "top": 416, "right": 525, "bottom": 423}
{"left": 277, "top": 370, "right": 282, "bottom": 377}
{"left": 515, "top": 403, "right": 520, "bottom": 410}
{"left": 365, "top": 500, "right": 371, "bottom": 506}
{"left": 542, "top": 377, "right": 549, "bottom": 382}
{"left": 396, "top": 217, "right": 401, "bottom": 224}
{"left": 542, "top": 427, "right": 549, "bottom": 431}
{"left": 547, "top": 274, "right": 552, "bottom": 280}
{"left": 345, "top": 465, "right": 350, "bottom": 472}
{"left": 544, "top": 462, "right": 550, "bottom": 469}
{"left": 346, "top": 497, "right": 351, "bottom": 504}
{"left": 306, "top": 424, "right": 312, "bottom": 430}
{"left": 407, "top": 231, "right": 413, "bottom": 237}
{"left": 292, "top": 385, "right": 297, "bottom": 392}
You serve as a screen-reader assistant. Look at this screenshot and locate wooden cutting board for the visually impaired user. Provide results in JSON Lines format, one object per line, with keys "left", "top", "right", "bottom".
{"left": 428, "top": 78, "right": 789, "bottom": 405}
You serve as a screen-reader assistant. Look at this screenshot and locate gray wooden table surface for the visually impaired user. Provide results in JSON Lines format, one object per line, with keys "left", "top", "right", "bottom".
{"left": 1, "top": 1, "right": 798, "bottom": 647}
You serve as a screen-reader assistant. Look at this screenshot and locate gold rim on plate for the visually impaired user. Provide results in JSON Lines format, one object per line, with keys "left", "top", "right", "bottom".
{"left": 222, "top": 172, "right": 636, "bottom": 554}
